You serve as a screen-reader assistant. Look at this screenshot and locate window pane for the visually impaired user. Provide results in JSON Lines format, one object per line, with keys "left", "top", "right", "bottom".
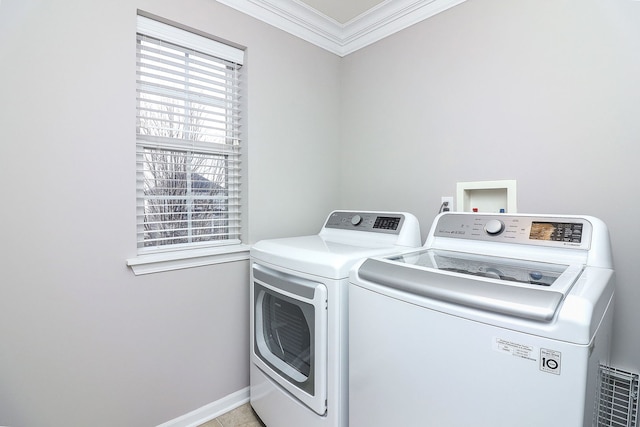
{"left": 141, "top": 148, "right": 231, "bottom": 247}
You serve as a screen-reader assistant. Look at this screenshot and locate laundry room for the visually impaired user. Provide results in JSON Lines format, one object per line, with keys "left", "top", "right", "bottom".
{"left": 1, "top": 0, "right": 638, "bottom": 426}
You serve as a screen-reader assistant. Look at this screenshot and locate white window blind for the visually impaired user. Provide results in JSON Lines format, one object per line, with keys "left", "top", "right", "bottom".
{"left": 136, "top": 15, "right": 244, "bottom": 252}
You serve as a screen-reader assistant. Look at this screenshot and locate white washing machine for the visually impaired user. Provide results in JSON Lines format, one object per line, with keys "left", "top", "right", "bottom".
{"left": 250, "top": 210, "right": 422, "bottom": 427}
{"left": 349, "top": 212, "right": 615, "bottom": 427}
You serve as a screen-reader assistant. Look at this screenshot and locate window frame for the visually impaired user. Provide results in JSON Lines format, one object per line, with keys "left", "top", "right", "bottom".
{"left": 127, "top": 13, "right": 249, "bottom": 275}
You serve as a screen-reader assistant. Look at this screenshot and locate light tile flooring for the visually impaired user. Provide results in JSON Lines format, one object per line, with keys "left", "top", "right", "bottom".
{"left": 198, "top": 403, "right": 265, "bottom": 427}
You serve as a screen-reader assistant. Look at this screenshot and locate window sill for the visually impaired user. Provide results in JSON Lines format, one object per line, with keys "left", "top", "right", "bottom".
{"left": 126, "top": 244, "right": 250, "bottom": 276}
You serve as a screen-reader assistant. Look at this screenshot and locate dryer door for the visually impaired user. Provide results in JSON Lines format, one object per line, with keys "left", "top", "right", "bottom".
{"left": 252, "top": 263, "right": 328, "bottom": 415}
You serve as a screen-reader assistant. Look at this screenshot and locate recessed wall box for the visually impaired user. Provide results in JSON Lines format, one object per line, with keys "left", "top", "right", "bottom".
{"left": 456, "top": 180, "right": 517, "bottom": 213}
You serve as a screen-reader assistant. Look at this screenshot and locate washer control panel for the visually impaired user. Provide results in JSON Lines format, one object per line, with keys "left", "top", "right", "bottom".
{"left": 433, "top": 213, "right": 593, "bottom": 249}
{"left": 325, "top": 211, "right": 404, "bottom": 234}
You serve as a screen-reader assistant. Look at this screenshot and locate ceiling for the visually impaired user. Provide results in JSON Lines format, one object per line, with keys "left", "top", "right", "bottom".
{"left": 216, "top": 0, "right": 468, "bottom": 56}
{"left": 299, "top": 0, "right": 388, "bottom": 24}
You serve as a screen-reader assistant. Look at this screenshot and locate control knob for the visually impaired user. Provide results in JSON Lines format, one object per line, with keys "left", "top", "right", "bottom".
{"left": 351, "top": 215, "right": 362, "bottom": 226}
{"left": 484, "top": 219, "right": 505, "bottom": 236}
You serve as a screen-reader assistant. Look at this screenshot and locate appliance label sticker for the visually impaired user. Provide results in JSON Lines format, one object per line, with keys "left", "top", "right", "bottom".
{"left": 493, "top": 338, "right": 536, "bottom": 362}
{"left": 539, "top": 348, "right": 561, "bottom": 375}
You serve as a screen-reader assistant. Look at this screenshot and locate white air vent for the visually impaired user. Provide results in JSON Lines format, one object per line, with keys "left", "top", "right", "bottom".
{"left": 595, "top": 364, "right": 639, "bottom": 427}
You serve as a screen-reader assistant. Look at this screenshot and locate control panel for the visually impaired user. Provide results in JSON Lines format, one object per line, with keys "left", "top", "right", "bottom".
{"left": 324, "top": 211, "right": 405, "bottom": 234}
{"left": 433, "top": 213, "right": 593, "bottom": 249}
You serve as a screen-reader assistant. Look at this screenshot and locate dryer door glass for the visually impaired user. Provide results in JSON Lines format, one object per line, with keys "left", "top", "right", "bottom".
{"left": 262, "top": 291, "right": 312, "bottom": 378}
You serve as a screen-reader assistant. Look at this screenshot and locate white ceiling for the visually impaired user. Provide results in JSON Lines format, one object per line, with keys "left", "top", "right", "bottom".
{"left": 299, "top": 0, "right": 387, "bottom": 24}
{"left": 216, "top": 0, "right": 468, "bottom": 56}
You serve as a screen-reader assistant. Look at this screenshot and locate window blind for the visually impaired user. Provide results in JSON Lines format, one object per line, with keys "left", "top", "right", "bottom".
{"left": 136, "top": 15, "right": 244, "bottom": 252}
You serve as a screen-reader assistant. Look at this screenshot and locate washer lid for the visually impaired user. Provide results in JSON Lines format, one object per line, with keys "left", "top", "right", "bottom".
{"left": 390, "top": 249, "right": 575, "bottom": 288}
{"left": 357, "top": 249, "right": 584, "bottom": 322}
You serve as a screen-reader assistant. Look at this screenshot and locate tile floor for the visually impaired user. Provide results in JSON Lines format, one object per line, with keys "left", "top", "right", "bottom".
{"left": 198, "top": 403, "right": 265, "bottom": 427}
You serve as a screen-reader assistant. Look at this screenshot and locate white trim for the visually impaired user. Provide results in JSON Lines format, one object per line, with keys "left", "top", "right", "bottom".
{"left": 156, "top": 387, "right": 250, "bottom": 427}
{"left": 215, "top": 0, "right": 468, "bottom": 56}
{"left": 216, "top": 0, "right": 343, "bottom": 53}
{"left": 341, "top": 0, "right": 468, "bottom": 55}
{"left": 127, "top": 244, "right": 250, "bottom": 275}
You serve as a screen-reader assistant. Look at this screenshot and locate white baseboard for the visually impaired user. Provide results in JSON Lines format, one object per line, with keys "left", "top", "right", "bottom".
{"left": 157, "top": 387, "right": 250, "bottom": 427}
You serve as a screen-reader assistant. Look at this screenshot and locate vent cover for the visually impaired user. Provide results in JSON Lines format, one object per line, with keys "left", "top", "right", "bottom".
{"left": 595, "top": 364, "right": 639, "bottom": 427}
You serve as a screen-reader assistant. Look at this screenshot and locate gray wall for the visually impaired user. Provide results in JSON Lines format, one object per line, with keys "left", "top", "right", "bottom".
{"left": 340, "top": 0, "right": 640, "bottom": 372}
{"left": 1, "top": 0, "right": 639, "bottom": 426}
{"left": 0, "top": 0, "right": 340, "bottom": 426}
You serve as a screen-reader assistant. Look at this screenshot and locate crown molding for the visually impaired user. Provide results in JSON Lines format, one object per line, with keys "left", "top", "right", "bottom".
{"left": 216, "top": 0, "right": 467, "bottom": 56}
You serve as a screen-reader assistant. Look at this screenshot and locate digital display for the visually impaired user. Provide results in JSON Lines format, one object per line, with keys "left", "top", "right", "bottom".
{"left": 373, "top": 216, "right": 400, "bottom": 230}
{"left": 530, "top": 222, "right": 583, "bottom": 243}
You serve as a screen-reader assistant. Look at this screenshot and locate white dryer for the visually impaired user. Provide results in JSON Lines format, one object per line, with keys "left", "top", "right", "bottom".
{"left": 349, "top": 212, "right": 615, "bottom": 427}
{"left": 250, "top": 210, "right": 422, "bottom": 427}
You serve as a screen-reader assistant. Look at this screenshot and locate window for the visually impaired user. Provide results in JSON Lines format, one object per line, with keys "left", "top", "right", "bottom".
{"left": 135, "top": 15, "right": 244, "bottom": 256}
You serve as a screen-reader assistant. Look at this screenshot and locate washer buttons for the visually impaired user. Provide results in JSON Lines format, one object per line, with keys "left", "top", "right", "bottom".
{"left": 484, "top": 220, "right": 505, "bottom": 235}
